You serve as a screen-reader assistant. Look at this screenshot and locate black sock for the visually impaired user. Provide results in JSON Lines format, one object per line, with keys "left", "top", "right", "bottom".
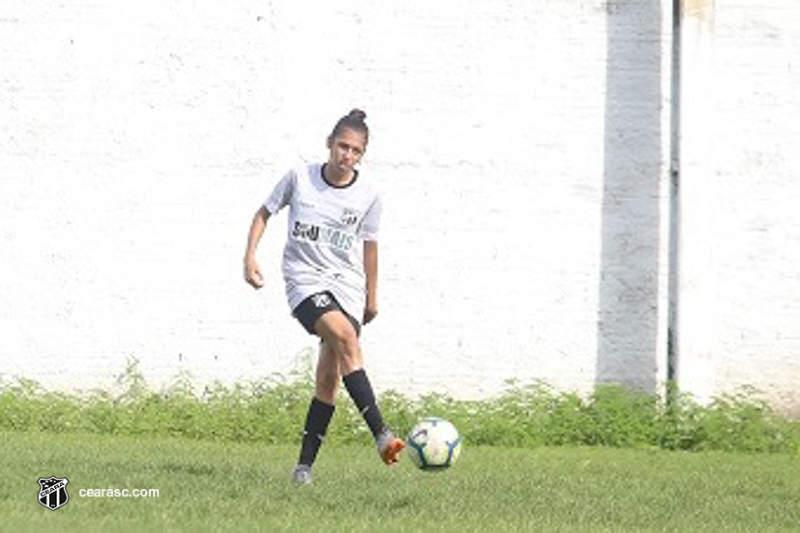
{"left": 298, "top": 398, "right": 335, "bottom": 467}
{"left": 342, "top": 369, "right": 385, "bottom": 439}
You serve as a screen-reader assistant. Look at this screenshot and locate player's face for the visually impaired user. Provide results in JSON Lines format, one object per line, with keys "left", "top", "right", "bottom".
{"left": 328, "top": 128, "right": 366, "bottom": 176}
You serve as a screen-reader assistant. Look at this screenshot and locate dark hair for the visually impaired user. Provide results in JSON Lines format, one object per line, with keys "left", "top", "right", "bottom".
{"left": 329, "top": 108, "right": 369, "bottom": 146}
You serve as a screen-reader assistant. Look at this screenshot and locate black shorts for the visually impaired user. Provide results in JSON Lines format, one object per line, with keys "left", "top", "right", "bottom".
{"left": 292, "top": 291, "right": 361, "bottom": 337}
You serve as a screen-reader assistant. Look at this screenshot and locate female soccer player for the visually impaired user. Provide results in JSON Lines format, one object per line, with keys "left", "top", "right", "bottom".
{"left": 243, "top": 109, "right": 405, "bottom": 485}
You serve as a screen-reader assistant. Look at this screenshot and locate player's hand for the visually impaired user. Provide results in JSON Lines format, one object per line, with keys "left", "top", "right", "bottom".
{"left": 244, "top": 259, "right": 264, "bottom": 289}
{"left": 363, "top": 304, "right": 378, "bottom": 325}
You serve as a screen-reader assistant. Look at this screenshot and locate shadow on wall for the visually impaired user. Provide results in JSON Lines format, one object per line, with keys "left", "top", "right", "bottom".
{"left": 596, "top": 1, "right": 664, "bottom": 392}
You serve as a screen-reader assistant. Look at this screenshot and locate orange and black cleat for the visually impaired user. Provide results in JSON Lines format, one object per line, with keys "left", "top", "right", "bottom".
{"left": 377, "top": 430, "right": 406, "bottom": 465}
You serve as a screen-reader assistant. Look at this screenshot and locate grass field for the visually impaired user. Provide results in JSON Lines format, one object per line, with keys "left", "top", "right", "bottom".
{"left": 4, "top": 430, "right": 800, "bottom": 532}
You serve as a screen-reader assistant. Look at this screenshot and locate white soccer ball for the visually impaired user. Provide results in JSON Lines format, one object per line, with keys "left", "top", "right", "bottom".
{"left": 406, "top": 417, "right": 463, "bottom": 471}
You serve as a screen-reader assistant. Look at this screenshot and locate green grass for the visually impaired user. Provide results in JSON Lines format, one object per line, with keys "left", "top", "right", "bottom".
{"left": 3, "top": 359, "right": 800, "bottom": 530}
{"left": 3, "top": 431, "right": 800, "bottom": 532}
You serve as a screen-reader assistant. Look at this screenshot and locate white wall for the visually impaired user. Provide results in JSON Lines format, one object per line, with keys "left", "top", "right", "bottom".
{"left": 1, "top": 1, "right": 798, "bottom": 412}
{"left": 677, "top": 0, "right": 800, "bottom": 413}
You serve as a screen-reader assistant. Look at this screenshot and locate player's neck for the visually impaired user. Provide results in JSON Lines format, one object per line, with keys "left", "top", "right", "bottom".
{"left": 322, "top": 164, "right": 355, "bottom": 187}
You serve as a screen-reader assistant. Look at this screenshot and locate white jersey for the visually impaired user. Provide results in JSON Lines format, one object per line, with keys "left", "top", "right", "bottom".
{"left": 264, "top": 162, "right": 382, "bottom": 323}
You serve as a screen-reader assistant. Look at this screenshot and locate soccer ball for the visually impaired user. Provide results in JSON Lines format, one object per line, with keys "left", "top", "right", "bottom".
{"left": 406, "top": 417, "right": 463, "bottom": 471}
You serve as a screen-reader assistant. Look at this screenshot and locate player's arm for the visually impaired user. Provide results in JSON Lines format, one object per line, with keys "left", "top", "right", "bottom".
{"left": 363, "top": 240, "right": 378, "bottom": 324}
{"left": 244, "top": 206, "right": 270, "bottom": 289}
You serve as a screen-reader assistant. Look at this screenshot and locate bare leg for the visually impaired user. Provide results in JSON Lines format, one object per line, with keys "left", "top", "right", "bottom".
{"left": 313, "top": 310, "right": 363, "bottom": 374}
{"left": 312, "top": 310, "right": 404, "bottom": 464}
{"left": 315, "top": 340, "right": 340, "bottom": 404}
{"left": 295, "top": 337, "right": 341, "bottom": 475}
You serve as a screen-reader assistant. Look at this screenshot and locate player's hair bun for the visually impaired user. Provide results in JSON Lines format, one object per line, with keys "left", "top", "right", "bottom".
{"left": 348, "top": 109, "right": 367, "bottom": 122}
{"left": 329, "top": 108, "right": 370, "bottom": 145}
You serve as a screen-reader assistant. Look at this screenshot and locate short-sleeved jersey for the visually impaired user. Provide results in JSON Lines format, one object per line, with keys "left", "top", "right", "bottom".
{"left": 264, "top": 162, "right": 382, "bottom": 323}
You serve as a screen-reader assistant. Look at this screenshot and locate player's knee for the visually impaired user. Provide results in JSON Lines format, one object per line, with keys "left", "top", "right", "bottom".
{"left": 330, "top": 327, "right": 359, "bottom": 363}
{"left": 335, "top": 331, "right": 359, "bottom": 359}
{"left": 316, "top": 312, "right": 360, "bottom": 363}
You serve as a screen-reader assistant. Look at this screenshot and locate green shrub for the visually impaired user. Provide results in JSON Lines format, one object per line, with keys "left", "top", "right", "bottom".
{"left": 693, "top": 387, "right": 799, "bottom": 453}
{"left": 2, "top": 359, "right": 799, "bottom": 454}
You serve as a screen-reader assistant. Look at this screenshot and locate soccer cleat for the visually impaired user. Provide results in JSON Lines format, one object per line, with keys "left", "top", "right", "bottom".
{"left": 377, "top": 429, "right": 406, "bottom": 465}
{"left": 291, "top": 464, "right": 312, "bottom": 486}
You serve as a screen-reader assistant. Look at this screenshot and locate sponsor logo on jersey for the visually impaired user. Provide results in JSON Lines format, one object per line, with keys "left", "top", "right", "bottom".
{"left": 292, "top": 221, "right": 355, "bottom": 251}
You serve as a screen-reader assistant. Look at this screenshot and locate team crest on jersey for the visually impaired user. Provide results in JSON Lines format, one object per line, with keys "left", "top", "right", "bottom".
{"left": 340, "top": 208, "right": 360, "bottom": 227}
{"left": 38, "top": 476, "right": 69, "bottom": 511}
